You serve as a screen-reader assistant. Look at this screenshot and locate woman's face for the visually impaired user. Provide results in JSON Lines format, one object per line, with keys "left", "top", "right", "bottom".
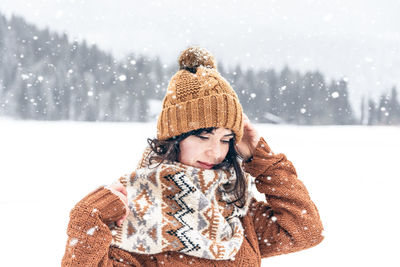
{"left": 178, "top": 128, "right": 234, "bottom": 169}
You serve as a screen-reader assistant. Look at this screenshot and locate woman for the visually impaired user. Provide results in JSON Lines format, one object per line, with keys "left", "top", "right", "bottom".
{"left": 62, "top": 47, "right": 324, "bottom": 266}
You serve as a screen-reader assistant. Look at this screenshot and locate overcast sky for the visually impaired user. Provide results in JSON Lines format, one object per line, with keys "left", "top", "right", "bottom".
{"left": 1, "top": 0, "right": 399, "bottom": 112}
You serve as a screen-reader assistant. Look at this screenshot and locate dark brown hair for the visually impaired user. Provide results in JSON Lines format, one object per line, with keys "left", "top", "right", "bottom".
{"left": 147, "top": 127, "right": 246, "bottom": 208}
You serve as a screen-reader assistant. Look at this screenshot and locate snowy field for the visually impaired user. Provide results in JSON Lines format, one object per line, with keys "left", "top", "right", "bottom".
{"left": 1, "top": 119, "right": 399, "bottom": 267}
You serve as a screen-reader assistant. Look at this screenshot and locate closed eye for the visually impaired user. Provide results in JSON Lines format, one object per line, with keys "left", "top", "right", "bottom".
{"left": 197, "top": 135, "right": 231, "bottom": 144}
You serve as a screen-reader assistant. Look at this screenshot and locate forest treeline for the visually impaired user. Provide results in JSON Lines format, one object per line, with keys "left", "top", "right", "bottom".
{"left": 1, "top": 14, "right": 399, "bottom": 125}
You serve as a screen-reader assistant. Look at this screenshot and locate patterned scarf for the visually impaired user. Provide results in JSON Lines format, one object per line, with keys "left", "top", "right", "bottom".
{"left": 110, "top": 147, "right": 253, "bottom": 260}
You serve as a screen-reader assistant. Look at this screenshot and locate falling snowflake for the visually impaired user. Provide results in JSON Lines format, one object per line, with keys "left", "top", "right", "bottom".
{"left": 331, "top": 92, "right": 339, "bottom": 98}
{"left": 69, "top": 238, "right": 78, "bottom": 246}
{"left": 86, "top": 226, "right": 98, "bottom": 235}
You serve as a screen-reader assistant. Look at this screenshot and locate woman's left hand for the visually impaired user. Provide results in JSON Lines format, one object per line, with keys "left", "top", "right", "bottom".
{"left": 107, "top": 181, "right": 130, "bottom": 227}
{"left": 236, "top": 113, "right": 260, "bottom": 161}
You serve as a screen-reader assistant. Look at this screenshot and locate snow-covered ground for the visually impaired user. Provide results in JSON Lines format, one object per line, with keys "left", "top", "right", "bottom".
{"left": 1, "top": 119, "right": 399, "bottom": 266}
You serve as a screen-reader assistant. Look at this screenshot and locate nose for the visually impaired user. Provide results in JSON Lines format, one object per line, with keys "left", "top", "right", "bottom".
{"left": 205, "top": 143, "right": 223, "bottom": 163}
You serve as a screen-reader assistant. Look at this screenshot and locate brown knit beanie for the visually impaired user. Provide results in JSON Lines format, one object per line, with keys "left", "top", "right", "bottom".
{"left": 157, "top": 46, "right": 243, "bottom": 143}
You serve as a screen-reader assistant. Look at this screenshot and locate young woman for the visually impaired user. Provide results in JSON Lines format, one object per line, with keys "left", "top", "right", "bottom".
{"left": 62, "top": 47, "right": 324, "bottom": 266}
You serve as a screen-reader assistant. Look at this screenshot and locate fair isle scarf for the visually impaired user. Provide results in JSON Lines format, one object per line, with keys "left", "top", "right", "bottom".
{"left": 110, "top": 147, "right": 253, "bottom": 260}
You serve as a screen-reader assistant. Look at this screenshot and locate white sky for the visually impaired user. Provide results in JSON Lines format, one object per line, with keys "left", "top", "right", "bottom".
{"left": 1, "top": 0, "right": 400, "bottom": 113}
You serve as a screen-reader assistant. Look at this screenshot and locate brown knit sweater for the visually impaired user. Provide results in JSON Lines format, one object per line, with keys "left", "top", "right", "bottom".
{"left": 62, "top": 138, "right": 324, "bottom": 266}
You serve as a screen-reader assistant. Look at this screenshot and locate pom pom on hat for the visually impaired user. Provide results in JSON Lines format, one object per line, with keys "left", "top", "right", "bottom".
{"left": 178, "top": 46, "right": 217, "bottom": 71}
{"left": 157, "top": 46, "right": 244, "bottom": 143}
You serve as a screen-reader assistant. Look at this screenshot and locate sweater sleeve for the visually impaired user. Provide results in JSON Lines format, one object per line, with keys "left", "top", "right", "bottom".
{"left": 242, "top": 137, "right": 324, "bottom": 258}
{"left": 61, "top": 186, "right": 128, "bottom": 266}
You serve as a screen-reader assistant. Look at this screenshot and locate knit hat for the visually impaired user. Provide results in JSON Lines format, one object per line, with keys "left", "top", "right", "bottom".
{"left": 157, "top": 46, "right": 244, "bottom": 143}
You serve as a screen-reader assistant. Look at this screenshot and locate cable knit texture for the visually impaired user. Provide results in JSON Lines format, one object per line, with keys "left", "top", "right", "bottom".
{"left": 157, "top": 47, "right": 244, "bottom": 143}
{"left": 62, "top": 137, "right": 324, "bottom": 266}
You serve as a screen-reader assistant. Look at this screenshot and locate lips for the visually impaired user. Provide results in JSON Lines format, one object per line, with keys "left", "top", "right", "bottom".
{"left": 197, "top": 161, "right": 214, "bottom": 169}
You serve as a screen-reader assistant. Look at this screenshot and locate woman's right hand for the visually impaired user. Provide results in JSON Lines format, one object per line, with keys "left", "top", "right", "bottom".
{"left": 106, "top": 181, "right": 130, "bottom": 227}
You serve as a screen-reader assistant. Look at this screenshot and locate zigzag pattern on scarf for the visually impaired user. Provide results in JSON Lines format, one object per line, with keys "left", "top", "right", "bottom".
{"left": 109, "top": 154, "right": 253, "bottom": 260}
{"left": 163, "top": 172, "right": 200, "bottom": 253}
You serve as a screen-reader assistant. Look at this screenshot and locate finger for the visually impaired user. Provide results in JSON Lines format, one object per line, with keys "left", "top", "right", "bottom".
{"left": 116, "top": 191, "right": 128, "bottom": 205}
{"left": 108, "top": 187, "right": 129, "bottom": 205}
{"left": 120, "top": 185, "right": 127, "bottom": 196}
{"left": 116, "top": 183, "right": 128, "bottom": 196}
{"left": 110, "top": 182, "right": 128, "bottom": 197}
{"left": 109, "top": 183, "right": 127, "bottom": 198}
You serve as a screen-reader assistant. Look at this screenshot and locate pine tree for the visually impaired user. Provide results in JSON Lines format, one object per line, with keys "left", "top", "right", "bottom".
{"left": 3, "top": 12, "right": 398, "bottom": 125}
